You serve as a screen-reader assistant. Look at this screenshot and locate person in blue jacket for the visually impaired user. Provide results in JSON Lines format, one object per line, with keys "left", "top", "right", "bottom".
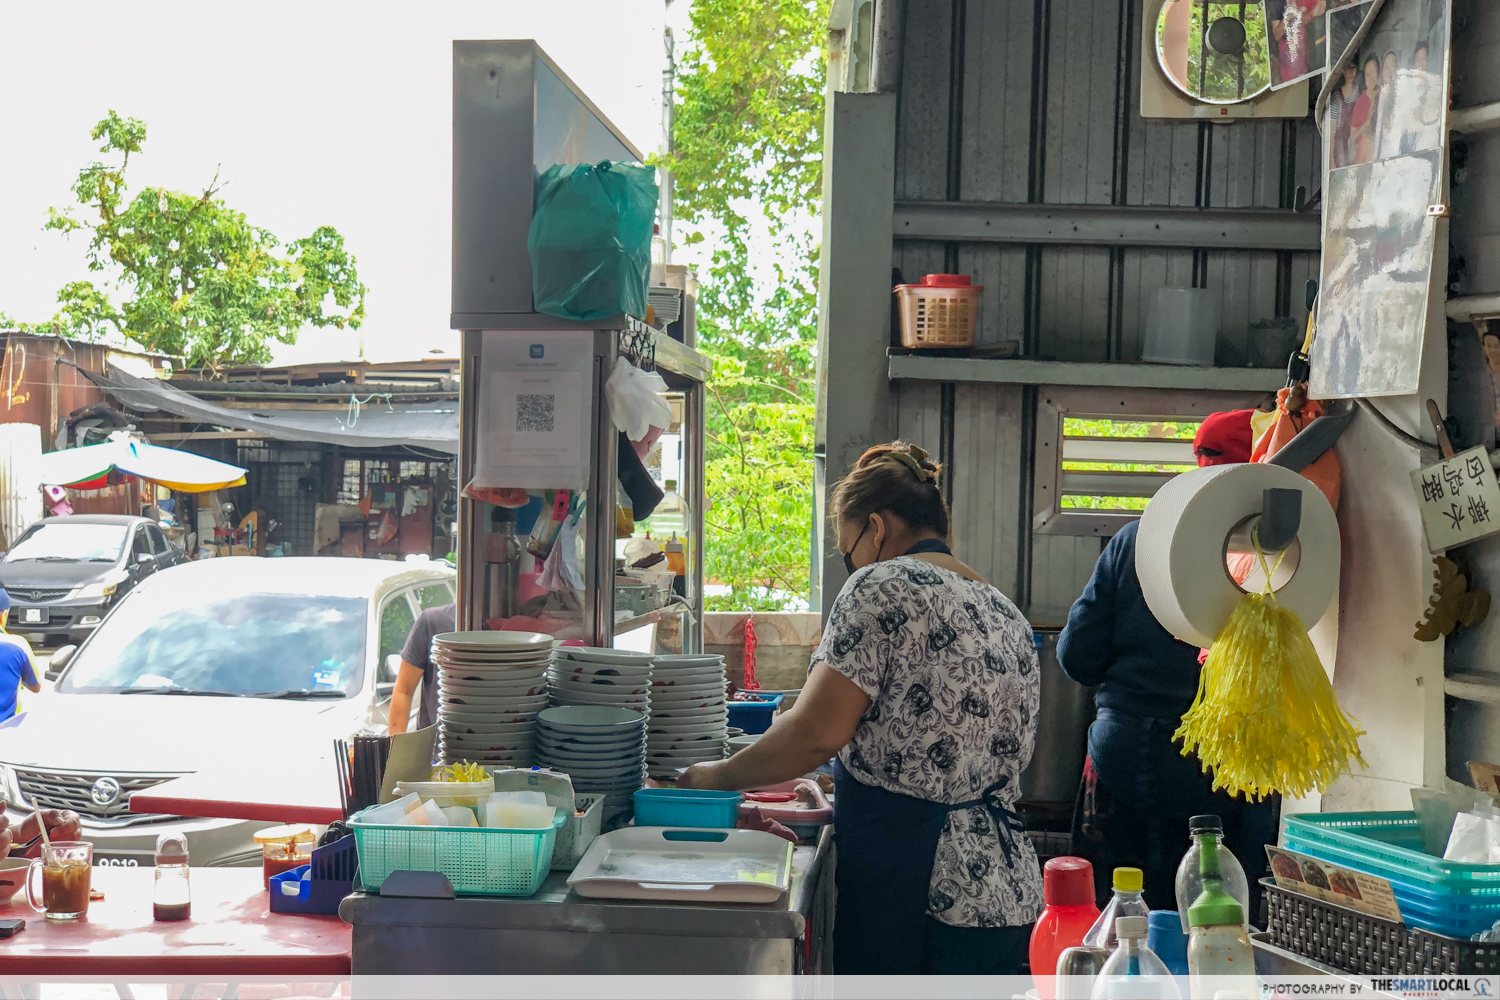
{"left": 1057, "top": 410, "right": 1277, "bottom": 917}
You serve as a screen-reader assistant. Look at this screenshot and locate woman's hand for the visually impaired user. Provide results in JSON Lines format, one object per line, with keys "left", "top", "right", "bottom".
{"left": 0, "top": 809, "right": 82, "bottom": 858}
{"left": 675, "top": 762, "right": 725, "bottom": 790}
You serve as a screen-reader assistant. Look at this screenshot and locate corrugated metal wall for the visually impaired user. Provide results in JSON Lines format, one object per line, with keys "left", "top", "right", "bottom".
{"left": 889, "top": 0, "right": 1322, "bottom": 622}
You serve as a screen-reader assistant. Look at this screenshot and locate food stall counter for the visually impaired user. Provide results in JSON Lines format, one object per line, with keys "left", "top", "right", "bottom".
{"left": 338, "top": 827, "right": 833, "bottom": 974}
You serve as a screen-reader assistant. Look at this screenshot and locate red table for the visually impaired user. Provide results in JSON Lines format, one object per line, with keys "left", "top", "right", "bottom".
{"left": 0, "top": 866, "right": 350, "bottom": 976}
{"left": 130, "top": 768, "right": 344, "bottom": 826}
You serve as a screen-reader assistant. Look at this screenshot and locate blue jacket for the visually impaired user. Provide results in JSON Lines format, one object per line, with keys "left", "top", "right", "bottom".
{"left": 1056, "top": 520, "right": 1203, "bottom": 720}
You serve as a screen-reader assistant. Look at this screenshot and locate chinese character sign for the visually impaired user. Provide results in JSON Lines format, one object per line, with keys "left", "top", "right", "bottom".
{"left": 1411, "top": 445, "right": 1500, "bottom": 552}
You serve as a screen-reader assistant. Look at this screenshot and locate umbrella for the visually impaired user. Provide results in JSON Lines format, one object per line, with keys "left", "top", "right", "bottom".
{"left": 38, "top": 439, "right": 247, "bottom": 493}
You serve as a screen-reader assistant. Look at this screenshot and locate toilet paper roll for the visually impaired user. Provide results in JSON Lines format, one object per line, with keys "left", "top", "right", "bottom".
{"left": 1136, "top": 463, "right": 1340, "bottom": 648}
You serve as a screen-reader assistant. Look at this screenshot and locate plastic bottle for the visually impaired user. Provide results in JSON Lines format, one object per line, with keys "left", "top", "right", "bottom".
{"left": 1083, "top": 867, "right": 1151, "bottom": 951}
{"left": 651, "top": 480, "right": 689, "bottom": 540}
{"left": 1146, "top": 910, "right": 1189, "bottom": 977}
{"left": 153, "top": 831, "right": 191, "bottom": 921}
{"left": 1174, "top": 815, "right": 1249, "bottom": 932}
{"left": 1185, "top": 832, "right": 1255, "bottom": 997}
{"left": 1030, "top": 857, "right": 1101, "bottom": 1000}
{"left": 1090, "top": 915, "right": 1180, "bottom": 1000}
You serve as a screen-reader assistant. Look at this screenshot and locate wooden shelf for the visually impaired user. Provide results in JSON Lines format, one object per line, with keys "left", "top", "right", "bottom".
{"left": 888, "top": 354, "right": 1286, "bottom": 392}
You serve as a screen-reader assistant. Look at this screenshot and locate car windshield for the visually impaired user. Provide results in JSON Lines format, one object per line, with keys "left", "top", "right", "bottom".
{"left": 5, "top": 523, "right": 127, "bottom": 563}
{"left": 59, "top": 585, "right": 369, "bottom": 697}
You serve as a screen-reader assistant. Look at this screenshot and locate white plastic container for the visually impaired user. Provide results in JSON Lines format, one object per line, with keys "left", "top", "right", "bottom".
{"left": 1091, "top": 916, "right": 1180, "bottom": 1000}
{"left": 1143, "top": 288, "right": 1217, "bottom": 366}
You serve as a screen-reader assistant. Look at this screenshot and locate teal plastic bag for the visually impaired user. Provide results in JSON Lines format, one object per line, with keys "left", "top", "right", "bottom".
{"left": 528, "top": 160, "right": 658, "bottom": 322}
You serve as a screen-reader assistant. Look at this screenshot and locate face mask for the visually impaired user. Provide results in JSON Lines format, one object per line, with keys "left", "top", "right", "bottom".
{"left": 843, "top": 520, "right": 871, "bottom": 576}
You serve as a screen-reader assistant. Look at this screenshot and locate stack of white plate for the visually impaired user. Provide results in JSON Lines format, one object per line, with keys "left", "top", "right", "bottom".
{"left": 535, "top": 706, "right": 647, "bottom": 829}
{"left": 645, "top": 653, "right": 729, "bottom": 780}
{"left": 547, "top": 647, "right": 654, "bottom": 713}
{"left": 433, "top": 630, "right": 553, "bottom": 768}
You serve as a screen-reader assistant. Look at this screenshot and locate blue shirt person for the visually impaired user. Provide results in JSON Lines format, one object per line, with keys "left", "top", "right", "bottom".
{"left": 0, "top": 589, "right": 41, "bottom": 722}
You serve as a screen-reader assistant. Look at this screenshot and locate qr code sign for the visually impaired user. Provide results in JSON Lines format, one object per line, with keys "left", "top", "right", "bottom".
{"left": 516, "top": 394, "right": 555, "bottom": 433}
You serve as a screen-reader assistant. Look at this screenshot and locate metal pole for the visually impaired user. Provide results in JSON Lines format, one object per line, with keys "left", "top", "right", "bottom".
{"left": 586, "top": 332, "right": 619, "bottom": 646}
{"left": 456, "top": 330, "right": 482, "bottom": 631}
{"left": 684, "top": 379, "right": 705, "bottom": 654}
{"left": 660, "top": 11, "right": 676, "bottom": 262}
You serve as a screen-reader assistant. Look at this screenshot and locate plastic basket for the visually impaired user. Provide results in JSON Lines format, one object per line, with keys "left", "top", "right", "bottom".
{"left": 1263, "top": 879, "right": 1500, "bottom": 976}
{"left": 727, "top": 694, "right": 784, "bottom": 735}
{"left": 348, "top": 806, "right": 564, "bottom": 896}
{"left": 894, "top": 274, "right": 981, "bottom": 349}
{"left": 1283, "top": 811, "right": 1500, "bottom": 938}
{"left": 269, "top": 864, "right": 352, "bottom": 915}
{"left": 633, "top": 788, "right": 742, "bottom": 828}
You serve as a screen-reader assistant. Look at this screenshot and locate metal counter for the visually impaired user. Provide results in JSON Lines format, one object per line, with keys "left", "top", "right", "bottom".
{"left": 339, "top": 828, "right": 834, "bottom": 974}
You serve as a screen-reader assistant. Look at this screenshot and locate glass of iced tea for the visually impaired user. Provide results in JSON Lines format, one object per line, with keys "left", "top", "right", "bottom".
{"left": 26, "top": 842, "right": 93, "bottom": 921}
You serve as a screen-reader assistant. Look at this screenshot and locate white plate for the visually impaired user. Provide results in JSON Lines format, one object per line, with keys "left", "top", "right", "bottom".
{"left": 440, "top": 681, "right": 548, "bottom": 697}
{"left": 434, "top": 630, "right": 553, "bottom": 648}
{"left": 651, "top": 654, "right": 727, "bottom": 667}
{"left": 546, "top": 673, "right": 653, "bottom": 693}
{"left": 647, "top": 731, "right": 726, "bottom": 746}
{"left": 649, "top": 710, "right": 729, "bottom": 724}
{"left": 536, "top": 728, "right": 645, "bottom": 746}
{"left": 440, "top": 699, "right": 550, "bottom": 712}
{"left": 536, "top": 705, "right": 648, "bottom": 731}
{"left": 649, "top": 697, "right": 727, "bottom": 712}
{"left": 550, "top": 690, "right": 652, "bottom": 708}
{"left": 441, "top": 709, "right": 541, "bottom": 724}
{"left": 553, "top": 647, "right": 655, "bottom": 666}
{"left": 434, "top": 655, "right": 551, "bottom": 668}
{"left": 647, "top": 678, "right": 724, "bottom": 693}
{"left": 548, "top": 658, "right": 654, "bottom": 676}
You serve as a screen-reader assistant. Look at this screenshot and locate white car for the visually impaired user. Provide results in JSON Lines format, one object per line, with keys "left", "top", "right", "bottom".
{"left": 0, "top": 556, "right": 454, "bottom": 868}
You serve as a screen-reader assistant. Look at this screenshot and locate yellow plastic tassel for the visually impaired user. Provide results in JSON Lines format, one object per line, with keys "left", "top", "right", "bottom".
{"left": 1173, "top": 537, "right": 1366, "bottom": 800}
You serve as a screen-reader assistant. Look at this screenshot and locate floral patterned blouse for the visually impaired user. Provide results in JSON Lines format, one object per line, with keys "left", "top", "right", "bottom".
{"left": 812, "top": 556, "right": 1044, "bottom": 928}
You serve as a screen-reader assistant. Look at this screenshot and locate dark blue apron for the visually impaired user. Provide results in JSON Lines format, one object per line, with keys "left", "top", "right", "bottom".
{"left": 831, "top": 539, "right": 1027, "bottom": 973}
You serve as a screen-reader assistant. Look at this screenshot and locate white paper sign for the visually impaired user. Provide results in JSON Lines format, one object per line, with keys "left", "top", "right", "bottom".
{"left": 1411, "top": 445, "right": 1500, "bottom": 552}
{"left": 474, "top": 331, "right": 594, "bottom": 490}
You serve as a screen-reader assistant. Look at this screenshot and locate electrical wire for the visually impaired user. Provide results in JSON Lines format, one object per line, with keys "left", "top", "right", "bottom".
{"left": 1355, "top": 396, "right": 1439, "bottom": 451}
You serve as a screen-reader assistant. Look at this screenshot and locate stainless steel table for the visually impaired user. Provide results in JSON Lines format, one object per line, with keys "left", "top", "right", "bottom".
{"left": 339, "top": 828, "right": 834, "bottom": 974}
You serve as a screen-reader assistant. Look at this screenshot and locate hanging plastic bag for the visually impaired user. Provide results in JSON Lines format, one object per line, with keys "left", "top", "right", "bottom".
{"left": 1175, "top": 540, "right": 1366, "bottom": 801}
{"left": 528, "top": 160, "right": 658, "bottom": 322}
{"left": 605, "top": 357, "right": 672, "bottom": 442}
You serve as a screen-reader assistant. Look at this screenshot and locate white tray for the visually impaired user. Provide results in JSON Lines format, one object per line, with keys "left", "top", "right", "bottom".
{"left": 566, "top": 827, "right": 794, "bottom": 904}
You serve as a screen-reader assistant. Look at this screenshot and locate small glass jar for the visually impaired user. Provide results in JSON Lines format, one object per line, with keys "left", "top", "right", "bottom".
{"left": 252, "top": 824, "right": 315, "bottom": 889}
{"left": 153, "top": 831, "right": 191, "bottom": 921}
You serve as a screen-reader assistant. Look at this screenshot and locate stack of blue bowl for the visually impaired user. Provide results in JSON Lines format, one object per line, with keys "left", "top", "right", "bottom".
{"left": 534, "top": 705, "right": 647, "bottom": 829}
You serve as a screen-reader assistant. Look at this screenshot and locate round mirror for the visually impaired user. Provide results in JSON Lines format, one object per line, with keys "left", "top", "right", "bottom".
{"left": 1156, "top": 0, "right": 1273, "bottom": 105}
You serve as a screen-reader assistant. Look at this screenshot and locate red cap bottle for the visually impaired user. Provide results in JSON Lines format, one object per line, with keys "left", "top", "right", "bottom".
{"left": 1030, "top": 857, "right": 1100, "bottom": 999}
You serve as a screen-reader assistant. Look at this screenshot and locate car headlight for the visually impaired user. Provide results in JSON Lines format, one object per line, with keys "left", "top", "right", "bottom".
{"left": 69, "top": 581, "right": 117, "bottom": 601}
{"left": 70, "top": 571, "right": 127, "bottom": 601}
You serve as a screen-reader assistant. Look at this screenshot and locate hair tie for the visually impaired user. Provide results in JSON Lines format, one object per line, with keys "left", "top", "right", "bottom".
{"left": 889, "top": 449, "right": 936, "bottom": 483}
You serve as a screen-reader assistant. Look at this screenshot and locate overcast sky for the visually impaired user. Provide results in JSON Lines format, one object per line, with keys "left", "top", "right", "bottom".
{"left": 0, "top": 1, "right": 685, "bottom": 365}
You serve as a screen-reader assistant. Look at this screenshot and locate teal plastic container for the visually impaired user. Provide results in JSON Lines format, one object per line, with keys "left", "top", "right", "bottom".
{"left": 632, "top": 788, "right": 742, "bottom": 828}
{"left": 348, "top": 807, "right": 564, "bottom": 896}
{"left": 1283, "top": 811, "right": 1500, "bottom": 937}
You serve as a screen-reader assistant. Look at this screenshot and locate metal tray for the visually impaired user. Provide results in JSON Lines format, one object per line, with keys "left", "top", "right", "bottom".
{"left": 566, "top": 826, "right": 794, "bottom": 904}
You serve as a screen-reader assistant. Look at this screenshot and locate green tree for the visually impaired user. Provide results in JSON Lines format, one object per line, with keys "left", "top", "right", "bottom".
{"left": 664, "top": 0, "right": 829, "bottom": 610}
{"left": 11, "top": 112, "right": 365, "bottom": 373}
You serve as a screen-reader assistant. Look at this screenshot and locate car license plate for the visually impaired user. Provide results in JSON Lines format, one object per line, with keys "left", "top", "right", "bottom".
{"left": 22, "top": 608, "right": 42, "bottom": 624}
{"left": 93, "top": 851, "right": 149, "bottom": 867}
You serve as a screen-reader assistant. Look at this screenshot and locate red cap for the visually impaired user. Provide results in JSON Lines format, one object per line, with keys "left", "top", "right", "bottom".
{"left": 1043, "top": 856, "right": 1095, "bottom": 906}
{"left": 921, "top": 273, "right": 973, "bottom": 287}
{"left": 1193, "top": 409, "right": 1254, "bottom": 466}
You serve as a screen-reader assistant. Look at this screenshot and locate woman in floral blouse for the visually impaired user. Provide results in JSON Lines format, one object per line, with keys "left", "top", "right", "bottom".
{"left": 679, "top": 441, "right": 1043, "bottom": 974}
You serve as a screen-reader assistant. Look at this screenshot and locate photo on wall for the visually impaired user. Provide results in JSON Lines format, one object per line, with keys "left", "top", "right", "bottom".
{"left": 1325, "top": 0, "right": 1448, "bottom": 170}
{"left": 1311, "top": 148, "right": 1441, "bottom": 399}
{"left": 1267, "top": 0, "right": 1329, "bottom": 90}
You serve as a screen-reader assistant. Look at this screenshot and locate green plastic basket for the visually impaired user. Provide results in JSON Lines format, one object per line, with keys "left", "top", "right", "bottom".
{"left": 1283, "top": 811, "right": 1500, "bottom": 897}
{"left": 349, "top": 807, "right": 564, "bottom": 896}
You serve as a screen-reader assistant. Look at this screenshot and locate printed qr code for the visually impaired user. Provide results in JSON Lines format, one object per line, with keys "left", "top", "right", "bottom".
{"left": 516, "top": 393, "right": 555, "bottom": 433}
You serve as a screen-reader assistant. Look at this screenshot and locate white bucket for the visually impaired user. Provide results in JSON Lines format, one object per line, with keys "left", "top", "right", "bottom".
{"left": 1143, "top": 288, "right": 1217, "bottom": 366}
